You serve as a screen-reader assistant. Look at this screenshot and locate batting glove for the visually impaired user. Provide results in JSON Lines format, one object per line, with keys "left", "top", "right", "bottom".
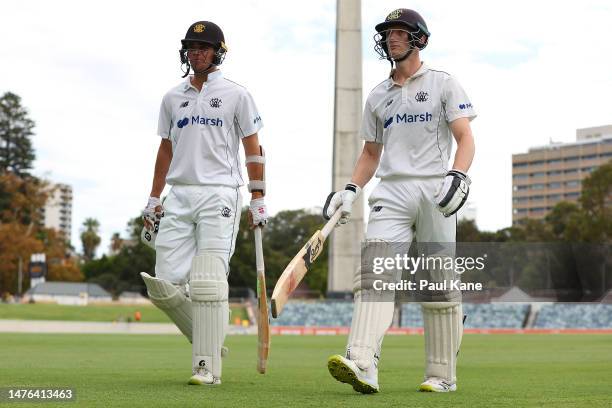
{"left": 323, "top": 182, "right": 361, "bottom": 225}
{"left": 435, "top": 170, "right": 471, "bottom": 217}
{"left": 142, "top": 196, "right": 164, "bottom": 231}
{"left": 249, "top": 197, "right": 268, "bottom": 226}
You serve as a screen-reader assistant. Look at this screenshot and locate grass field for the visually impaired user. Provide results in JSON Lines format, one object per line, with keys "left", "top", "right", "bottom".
{"left": 0, "top": 303, "right": 248, "bottom": 323}
{"left": 0, "top": 333, "right": 610, "bottom": 407}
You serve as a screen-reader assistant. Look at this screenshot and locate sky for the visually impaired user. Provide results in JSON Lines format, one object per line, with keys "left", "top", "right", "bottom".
{"left": 1, "top": 0, "right": 611, "bottom": 255}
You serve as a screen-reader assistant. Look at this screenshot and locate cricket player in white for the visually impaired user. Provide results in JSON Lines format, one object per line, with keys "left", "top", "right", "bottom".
{"left": 324, "top": 9, "right": 476, "bottom": 393}
{"left": 139, "top": 21, "right": 267, "bottom": 386}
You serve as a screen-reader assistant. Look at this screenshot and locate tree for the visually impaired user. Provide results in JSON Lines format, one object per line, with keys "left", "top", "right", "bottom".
{"left": 0, "top": 92, "right": 36, "bottom": 176}
{"left": 577, "top": 161, "right": 612, "bottom": 243}
{"left": 80, "top": 218, "right": 101, "bottom": 262}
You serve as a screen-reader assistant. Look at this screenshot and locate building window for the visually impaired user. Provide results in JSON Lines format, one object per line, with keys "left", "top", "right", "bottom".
{"left": 582, "top": 154, "right": 597, "bottom": 160}
{"left": 565, "top": 192, "right": 580, "bottom": 198}
{"left": 547, "top": 159, "right": 563, "bottom": 165}
{"left": 564, "top": 156, "right": 579, "bottom": 162}
{"left": 566, "top": 180, "right": 580, "bottom": 187}
{"left": 548, "top": 182, "right": 562, "bottom": 189}
{"left": 513, "top": 174, "right": 529, "bottom": 179}
{"left": 513, "top": 162, "right": 529, "bottom": 168}
{"left": 547, "top": 170, "right": 562, "bottom": 176}
{"left": 530, "top": 172, "right": 546, "bottom": 177}
{"left": 564, "top": 168, "right": 579, "bottom": 174}
{"left": 532, "top": 184, "right": 545, "bottom": 190}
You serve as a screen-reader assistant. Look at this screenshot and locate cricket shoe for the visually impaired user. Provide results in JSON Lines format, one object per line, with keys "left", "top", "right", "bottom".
{"left": 327, "top": 355, "right": 379, "bottom": 394}
{"left": 418, "top": 377, "right": 456, "bottom": 392}
{"left": 188, "top": 368, "right": 221, "bottom": 385}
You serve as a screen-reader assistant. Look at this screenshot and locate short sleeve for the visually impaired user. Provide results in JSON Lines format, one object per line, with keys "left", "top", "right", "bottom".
{"left": 234, "top": 90, "right": 263, "bottom": 138}
{"left": 360, "top": 97, "right": 383, "bottom": 143}
{"left": 442, "top": 76, "right": 477, "bottom": 123}
{"left": 157, "top": 95, "right": 172, "bottom": 139}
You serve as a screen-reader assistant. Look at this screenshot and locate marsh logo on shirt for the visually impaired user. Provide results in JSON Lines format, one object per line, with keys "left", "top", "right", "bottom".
{"left": 177, "top": 117, "right": 189, "bottom": 128}
{"left": 384, "top": 112, "right": 432, "bottom": 128}
{"left": 177, "top": 115, "right": 223, "bottom": 129}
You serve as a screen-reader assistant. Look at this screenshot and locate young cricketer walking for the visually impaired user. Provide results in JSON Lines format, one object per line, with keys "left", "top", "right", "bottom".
{"left": 324, "top": 8, "right": 476, "bottom": 393}
{"left": 140, "top": 20, "right": 267, "bottom": 385}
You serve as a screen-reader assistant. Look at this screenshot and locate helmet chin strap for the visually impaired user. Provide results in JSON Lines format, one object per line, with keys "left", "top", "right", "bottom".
{"left": 192, "top": 62, "right": 216, "bottom": 76}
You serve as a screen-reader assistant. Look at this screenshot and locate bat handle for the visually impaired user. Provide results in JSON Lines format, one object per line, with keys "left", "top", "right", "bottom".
{"left": 254, "top": 226, "right": 264, "bottom": 272}
{"left": 321, "top": 210, "right": 343, "bottom": 237}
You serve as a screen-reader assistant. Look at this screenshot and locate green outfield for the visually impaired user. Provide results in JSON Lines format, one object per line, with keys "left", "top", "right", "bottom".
{"left": 0, "top": 333, "right": 610, "bottom": 407}
{"left": 0, "top": 303, "right": 248, "bottom": 323}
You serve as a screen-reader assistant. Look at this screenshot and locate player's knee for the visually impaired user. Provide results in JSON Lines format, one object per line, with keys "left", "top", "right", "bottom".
{"left": 189, "top": 252, "right": 229, "bottom": 302}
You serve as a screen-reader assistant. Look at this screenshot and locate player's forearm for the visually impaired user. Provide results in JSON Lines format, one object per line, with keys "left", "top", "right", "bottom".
{"left": 451, "top": 132, "right": 475, "bottom": 173}
{"left": 351, "top": 143, "right": 382, "bottom": 188}
{"left": 150, "top": 139, "right": 172, "bottom": 198}
{"left": 242, "top": 134, "right": 264, "bottom": 199}
{"left": 450, "top": 118, "right": 475, "bottom": 173}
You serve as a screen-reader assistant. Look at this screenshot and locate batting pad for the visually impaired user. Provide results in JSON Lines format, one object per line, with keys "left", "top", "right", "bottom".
{"left": 346, "top": 287, "right": 394, "bottom": 370}
{"left": 421, "top": 302, "right": 463, "bottom": 382}
{"left": 140, "top": 272, "right": 192, "bottom": 342}
{"left": 190, "top": 252, "right": 229, "bottom": 379}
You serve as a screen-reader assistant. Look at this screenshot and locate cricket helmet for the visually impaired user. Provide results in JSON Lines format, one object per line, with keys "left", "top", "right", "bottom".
{"left": 179, "top": 21, "right": 228, "bottom": 76}
{"left": 374, "top": 9, "right": 430, "bottom": 62}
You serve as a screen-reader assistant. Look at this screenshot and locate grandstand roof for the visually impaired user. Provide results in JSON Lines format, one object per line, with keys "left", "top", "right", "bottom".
{"left": 25, "top": 282, "right": 111, "bottom": 298}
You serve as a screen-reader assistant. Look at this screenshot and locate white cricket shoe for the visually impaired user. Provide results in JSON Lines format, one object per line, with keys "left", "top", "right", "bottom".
{"left": 418, "top": 377, "right": 456, "bottom": 392}
{"left": 188, "top": 368, "right": 221, "bottom": 385}
{"left": 327, "top": 355, "right": 379, "bottom": 394}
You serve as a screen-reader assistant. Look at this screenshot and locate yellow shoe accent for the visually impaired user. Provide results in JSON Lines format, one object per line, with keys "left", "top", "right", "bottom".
{"left": 327, "top": 355, "right": 378, "bottom": 394}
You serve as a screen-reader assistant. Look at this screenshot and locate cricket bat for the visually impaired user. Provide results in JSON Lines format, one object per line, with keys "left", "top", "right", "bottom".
{"left": 271, "top": 210, "right": 342, "bottom": 318}
{"left": 254, "top": 226, "right": 270, "bottom": 374}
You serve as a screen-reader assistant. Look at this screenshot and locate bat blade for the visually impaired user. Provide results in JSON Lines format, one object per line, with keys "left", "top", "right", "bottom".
{"left": 271, "top": 230, "right": 325, "bottom": 318}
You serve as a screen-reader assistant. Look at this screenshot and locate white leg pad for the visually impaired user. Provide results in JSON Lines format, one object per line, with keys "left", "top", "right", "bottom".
{"left": 346, "top": 288, "right": 394, "bottom": 370}
{"left": 141, "top": 272, "right": 192, "bottom": 342}
{"left": 190, "top": 252, "right": 229, "bottom": 379}
{"left": 421, "top": 302, "right": 463, "bottom": 383}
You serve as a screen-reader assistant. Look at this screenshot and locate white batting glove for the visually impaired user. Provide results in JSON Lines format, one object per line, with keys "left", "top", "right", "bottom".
{"left": 323, "top": 182, "right": 361, "bottom": 225}
{"left": 142, "top": 196, "right": 164, "bottom": 231}
{"left": 249, "top": 197, "right": 268, "bottom": 226}
{"left": 435, "top": 170, "right": 471, "bottom": 217}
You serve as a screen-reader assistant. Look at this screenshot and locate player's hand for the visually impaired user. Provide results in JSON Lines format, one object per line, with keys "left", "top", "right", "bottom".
{"left": 434, "top": 170, "right": 471, "bottom": 217}
{"left": 323, "top": 182, "right": 361, "bottom": 225}
{"left": 249, "top": 197, "right": 268, "bottom": 228}
{"left": 142, "top": 196, "right": 164, "bottom": 231}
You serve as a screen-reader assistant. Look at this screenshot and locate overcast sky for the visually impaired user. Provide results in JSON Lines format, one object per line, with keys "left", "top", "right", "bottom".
{"left": 1, "top": 0, "right": 611, "bottom": 254}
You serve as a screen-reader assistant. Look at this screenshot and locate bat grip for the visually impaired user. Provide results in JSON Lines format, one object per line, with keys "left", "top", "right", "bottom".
{"left": 321, "top": 210, "right": 342, "bottom": 237}
{"left": 254, "top": 226, "right": 264, "bottom": 272}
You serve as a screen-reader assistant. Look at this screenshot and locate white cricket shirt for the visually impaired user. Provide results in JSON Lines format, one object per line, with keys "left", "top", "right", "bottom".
{"left": 157, "top": 70, "right": 263, "bottom": 187}
{"left": 361, "top": 63, "right": 476, "bottom": 178}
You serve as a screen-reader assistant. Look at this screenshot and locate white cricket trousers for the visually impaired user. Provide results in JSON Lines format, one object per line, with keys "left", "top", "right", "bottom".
{"left": 154, "top": 185, "right": 242, "bottom": 284}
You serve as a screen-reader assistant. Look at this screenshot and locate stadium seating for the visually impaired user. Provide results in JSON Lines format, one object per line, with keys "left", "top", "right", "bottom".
{"left": 400, "top": 303, "right": 530, "bottom": 328}
{"left": 271, "top": 301, "right": 353, "bottom": 327}
{"left": 533, "top": 304, "right": 612, "bottom": 328}
{"left": 270, "top": 301, "right": 611, "bottom": 329}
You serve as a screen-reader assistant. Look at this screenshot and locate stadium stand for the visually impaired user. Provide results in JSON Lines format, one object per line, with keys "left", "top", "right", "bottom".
{"left": 533, "top": 304, "right": 612, "bottom": 328}
{"left": 400, "top": 303, "right": 530, "bottom": 328}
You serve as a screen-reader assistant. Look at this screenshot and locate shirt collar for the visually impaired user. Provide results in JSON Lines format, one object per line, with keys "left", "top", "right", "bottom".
{"left": 182, "top": 70, "right": 223, "bottom": 92}
{"left": 385, "top": 62, "right": 430, "bottom": 90}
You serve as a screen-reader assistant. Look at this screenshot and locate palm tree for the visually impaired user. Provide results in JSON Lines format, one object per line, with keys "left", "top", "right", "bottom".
{"left": 80, "top": 218, "right": 101, "bottom": 262}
